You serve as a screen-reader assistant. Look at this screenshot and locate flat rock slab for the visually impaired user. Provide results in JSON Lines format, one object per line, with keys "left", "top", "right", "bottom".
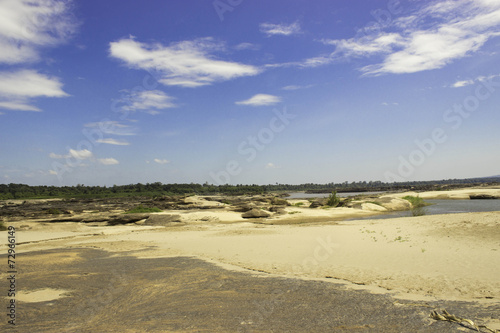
{"left": 4, "top": 248, "right": 499, "bottom": 332}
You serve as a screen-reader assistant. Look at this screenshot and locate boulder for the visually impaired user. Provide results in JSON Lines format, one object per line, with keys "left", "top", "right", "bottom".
{"left": 269, "top": 206, "right": 287, "bottom": 215}
{"left": 270, "top": 197, "right": 290, "bottom": 206}
{"left": 144, "top": 214, "right": 183, "bottom": 226}
{"left": 309, "top": 198, "right": 327, "bottom": 208}
{"left": 361, "top": 203, "right": 388, "bottom": 212}
{"left": 232, "top": 203, "right": 257, "bottom": 212}
{"left": 252, "top": 196, "right": 272, "bottom": 204}
{"left": 241, "top": 208, "right": 271, "bottom": 219}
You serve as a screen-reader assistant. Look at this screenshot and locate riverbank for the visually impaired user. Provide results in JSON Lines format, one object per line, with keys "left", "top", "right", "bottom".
{"left": 1, "top": 187, "right": 499, "bottom": 331}
{"left": 7, "top": 210, "right": 498, "bottom": 304}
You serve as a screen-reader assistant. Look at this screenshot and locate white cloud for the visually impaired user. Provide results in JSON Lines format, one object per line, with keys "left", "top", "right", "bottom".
{"left": 109, "top": 37, "right": 261, "bottom": 88}
{"left": 322, "top": 33, "right": 405, "bottom": 58}
{"left": 120, "top": 90, "right": 176, "bottom": 114}
{"left": 0, "top": 0, "right": 77, "bottom": 64}
{"left": 452, "top": 79, "right": 475, "bottom": 88}
{"left": 49, "top": 149, "right": 93, "bottom": 160}
{"left": 96, "top": 138, "right": 130, "bottom": 146}
{"left": 69, "top": 149, "right": 93, "bottom": 160}
{"left": 451, "top": 73, "right": 500, "bottom": 87}
{"left": 49, "top": 152, "right": 68, "bottom": 159}
{"left": 361, "top": 0, "right": 500, "bottom": 75}
{"left": 260, "top": 22, "right": 301, "bottom": 36}
{"left": 154, "top": 158, "right": 170, "bottom": 164}
{"left": 99, "top": 158, "right": 119, "bottom": 165}
{"left": 284, "top": 0, "right": 500, "bottom": 74}
{"left": 265, "top": 163, "right": 280, "bottom": 169}
{"left": 235, "top": 94, "right": 282, "bottom": 106}
{"left": 84, "top": 120, "right": 137, "bottom": 136}
{"left": 0, "top": 70, "right": 69, "bottom": 111}
{"left": 0, "top": 100, "right": 41, "bottom": 111}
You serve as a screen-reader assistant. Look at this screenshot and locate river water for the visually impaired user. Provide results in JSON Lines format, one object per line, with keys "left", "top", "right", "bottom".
{"left": 356, "top": 199, "right": 500, "bottom": 220}
{"left": 286, "top": 192, "right": 500, "bottom": 219}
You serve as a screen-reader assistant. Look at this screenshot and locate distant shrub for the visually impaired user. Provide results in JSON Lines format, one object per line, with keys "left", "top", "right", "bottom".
{"left": 402, "top": 196, "right": 426, "bottom": 208}
{"left": 326, "top": 191, "right": 340, "bottom": 207}
{"left": 0, "top": 222, "right": 7, "bottom": 231}
{"left": 125, "top": 205, "right": 162, "bottom": 214}
{"left": 402, "top": 196, "right": 428, "bottom": 216}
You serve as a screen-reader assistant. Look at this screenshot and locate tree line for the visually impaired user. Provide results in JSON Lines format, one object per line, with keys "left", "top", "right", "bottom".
{"left": 0, "top": 176, "right": 498, "bottom": 200}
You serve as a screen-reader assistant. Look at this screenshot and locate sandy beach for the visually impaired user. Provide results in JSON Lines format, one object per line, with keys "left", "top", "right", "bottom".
{"left": 1, "top": 187, "right": 499, "bottom": 331}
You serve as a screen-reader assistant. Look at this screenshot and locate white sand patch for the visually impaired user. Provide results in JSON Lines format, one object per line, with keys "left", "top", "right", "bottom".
{"left": 15, "top": 288, "right": 71, "bottom": 303}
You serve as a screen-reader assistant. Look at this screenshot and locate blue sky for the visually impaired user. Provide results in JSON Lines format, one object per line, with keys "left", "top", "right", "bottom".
{"left": 1, "top": 0, "right": 500, "bottom": 186}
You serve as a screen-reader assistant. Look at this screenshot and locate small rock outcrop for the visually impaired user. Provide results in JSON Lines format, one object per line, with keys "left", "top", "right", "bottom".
{"left": 108, "top": 213, "right": 150, "bottom": 225}
{"left": 269, "top": 206, "right": 287, "bottom": 215}
{"left": 270, "top": 197, "right": 290, "bottom": 206}
{"left": 361, "top": 203, "right": 388, "bottom": 212}
{"left": 232, "top": 203, "right": 257, "bottom": 212}
{"left": 469, "top": 194, "right": 499, "bottom": 199}
{"left": 144, "top": 214, "right": 183, "bottom": 226}
{"left": 309, "top": 199, "right": 327, "bottom": 208}
{"left": 241, "top": 208, "right": 271, "bottom": 219}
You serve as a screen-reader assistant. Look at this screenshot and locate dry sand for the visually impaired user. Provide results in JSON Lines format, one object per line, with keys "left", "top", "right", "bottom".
{"left": 1, "top": 188, "right": 499, "bottom": 319}
{"left": 382, "top": 187, "right": 500, "bottom": 200}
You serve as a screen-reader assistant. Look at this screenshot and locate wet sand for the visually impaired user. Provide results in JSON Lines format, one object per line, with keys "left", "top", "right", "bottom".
{"left": 2, "top": 247, "right": 499, "bottom": 332}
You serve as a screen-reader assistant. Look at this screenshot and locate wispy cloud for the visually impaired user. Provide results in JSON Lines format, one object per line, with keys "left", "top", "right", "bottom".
{"left": 49, "top": 149, "right": 93, "bottom": 160}
{"left": 0, "top": 70, "right": 69, "bottom": 111}
{"left": 49, "top": 148, "right": 119, "bottom": 170}
{"left": 109, "top": 37, "right": 261, "bottom": 88}
{"left": 234, "top": 42, "right": 260, "bottom": 51}
{"left": 280, "top": 1, "right": 500, "bottom": 75}
{"left": 154, "top": 158, "right": 170, "bottom": 164}
{"left": 235, "top": 94, "right": 282, "bottom": 106}
{"left": 120, "top": 90, "right": 176, "bottom": 115}
{"left": 99, "top": 158, "right": 119, "bottom": 165}
{"left": 451, "top": 73, "right": 500, "bottom": 87}
{"left": 265, "top": 162, "right": 280, "bottom": 169}
{"left": 452, "top": 79, "right": 475, "bottom": 88}
{"left": 322, "top": 33, "right": 405, "bottom": 59}
{"left": 359, "top": 1, "right": 500, "bottom": 75}
{"left": 0, "top": 0, "right": 77, "bottom": 64}
{"left": 260, "top": 22, "right": 301, "bottom": 36}
{"left": 96, "top": 138, "right": 130, "bottom": 146}
{"left": 84, "top": 121, "right": 137, "bottom": 136}
{"left": 282, "top": 84, "right": 314, "bottom": 90}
